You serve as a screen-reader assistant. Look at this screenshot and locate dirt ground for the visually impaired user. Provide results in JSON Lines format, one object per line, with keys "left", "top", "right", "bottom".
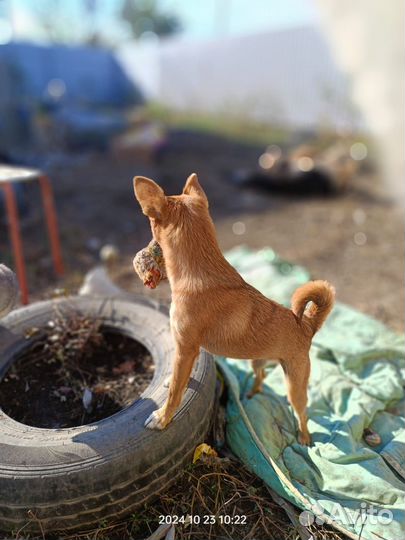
{"left": 2, "top": 128, "right": 402, "bottom": 332}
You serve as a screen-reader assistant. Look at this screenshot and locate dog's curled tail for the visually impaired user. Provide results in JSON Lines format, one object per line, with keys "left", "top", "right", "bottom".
{"left": 291, "top": 280, "right": 335, "bottom": 335}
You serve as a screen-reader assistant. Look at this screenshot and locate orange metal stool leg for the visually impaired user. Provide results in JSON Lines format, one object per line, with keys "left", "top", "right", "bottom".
{"left": 39, "top": 175, "right": 64, "bottom": 276}
{"left": 2, "top": 182, "right": 29, "bottom": 304}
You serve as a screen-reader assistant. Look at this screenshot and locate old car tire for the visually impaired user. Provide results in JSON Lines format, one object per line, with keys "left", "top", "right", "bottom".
{"left": 0, "top": 296, "right": 216, "bottom": 533}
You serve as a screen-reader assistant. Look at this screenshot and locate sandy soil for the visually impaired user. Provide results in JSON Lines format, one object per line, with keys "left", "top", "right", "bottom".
{"left": 1, "top": 129, "right": 403, "bottom": 332}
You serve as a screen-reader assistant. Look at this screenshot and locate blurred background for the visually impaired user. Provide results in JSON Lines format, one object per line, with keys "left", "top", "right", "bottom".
{"left": 0, "top": 0, "right": 403, "bottom": 330}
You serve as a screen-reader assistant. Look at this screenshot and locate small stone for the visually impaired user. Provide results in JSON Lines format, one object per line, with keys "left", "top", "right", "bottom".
{"left": 100, "top": 244, "right": 119, "bottom": 263}
{"left": 363, "top": 428, "right": 381, "bottom": 447}
{"left": 51, "top": 288, "right": 67, "bottom": 298}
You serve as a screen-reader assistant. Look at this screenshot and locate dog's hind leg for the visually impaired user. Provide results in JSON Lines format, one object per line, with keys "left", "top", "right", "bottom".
{"left": 282, "top": 355, "right": 311, "bottom": 446}
{"left": 248, "top": 359, "right": 268, "bottom": 398}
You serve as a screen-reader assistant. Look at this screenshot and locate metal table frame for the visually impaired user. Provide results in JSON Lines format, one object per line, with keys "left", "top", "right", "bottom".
{"left": 0, "top": 166, "right": 64, "bottom": 304}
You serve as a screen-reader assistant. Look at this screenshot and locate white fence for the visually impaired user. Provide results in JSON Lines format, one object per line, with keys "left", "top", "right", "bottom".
{"left": 118, "top": 26, "right": 358, "bottom": 131}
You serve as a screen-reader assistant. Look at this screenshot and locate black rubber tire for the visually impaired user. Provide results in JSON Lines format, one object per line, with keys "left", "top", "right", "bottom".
{"left": 0, "top": 296, "right": 216, "bottom": 533}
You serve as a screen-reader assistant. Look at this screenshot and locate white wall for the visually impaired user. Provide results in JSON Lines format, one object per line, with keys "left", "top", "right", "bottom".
{"left": 118, "top": 26, "right": 357, "bottom": 131}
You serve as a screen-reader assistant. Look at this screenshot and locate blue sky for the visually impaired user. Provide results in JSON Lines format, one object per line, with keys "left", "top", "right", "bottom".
{"left": 0, "top": 0, "right": 319, "bottom": 44}
{"left": 161, "top": 0, "right": 318, "bottom": 39}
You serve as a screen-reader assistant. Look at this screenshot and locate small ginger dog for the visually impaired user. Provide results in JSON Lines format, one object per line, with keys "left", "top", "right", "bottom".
{"left": 133, "top": 173, "right": 335, "bottom": 445}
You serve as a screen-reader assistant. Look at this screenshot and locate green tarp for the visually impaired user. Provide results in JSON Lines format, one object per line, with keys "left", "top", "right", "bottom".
{"left": 217, "top": 247, "right": 405, "bottom": 540}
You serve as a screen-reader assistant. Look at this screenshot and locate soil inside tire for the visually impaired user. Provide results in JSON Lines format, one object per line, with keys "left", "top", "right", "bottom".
{"left": 0, "top": 321, "right": 154, "bottom": 429}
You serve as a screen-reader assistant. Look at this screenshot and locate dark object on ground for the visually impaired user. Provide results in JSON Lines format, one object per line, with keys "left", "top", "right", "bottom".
{"left": 0, "top": 296, "right": 216, "bottom": 533}
{"left": 231, "top": 142, "right": 357, "bottom": 196}
{"left": 232, "top": 167, "right": 340, "bottom": 195}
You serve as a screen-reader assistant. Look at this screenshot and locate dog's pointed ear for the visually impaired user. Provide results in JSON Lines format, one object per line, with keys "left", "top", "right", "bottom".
{"left": 133, "top": 176, "right": 166, "bottom": 219}
{"left": 183, "top": 173, "right": 208, "bottom": 205}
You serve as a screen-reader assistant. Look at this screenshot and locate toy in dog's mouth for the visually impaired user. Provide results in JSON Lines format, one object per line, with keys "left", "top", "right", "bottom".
{"left": 133, "top": 240, "right": 167, "bottom": 289}
{"left": 143, "top": 268, "right": 162, "bottom": 289}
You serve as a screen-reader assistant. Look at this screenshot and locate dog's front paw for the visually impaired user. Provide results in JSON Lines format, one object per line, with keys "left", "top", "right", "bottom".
{"left": 144, "top": 408, "right": 171, "bottom": 430}
{"left": 298, "top": 431, "right": 312, "bottom": 446}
